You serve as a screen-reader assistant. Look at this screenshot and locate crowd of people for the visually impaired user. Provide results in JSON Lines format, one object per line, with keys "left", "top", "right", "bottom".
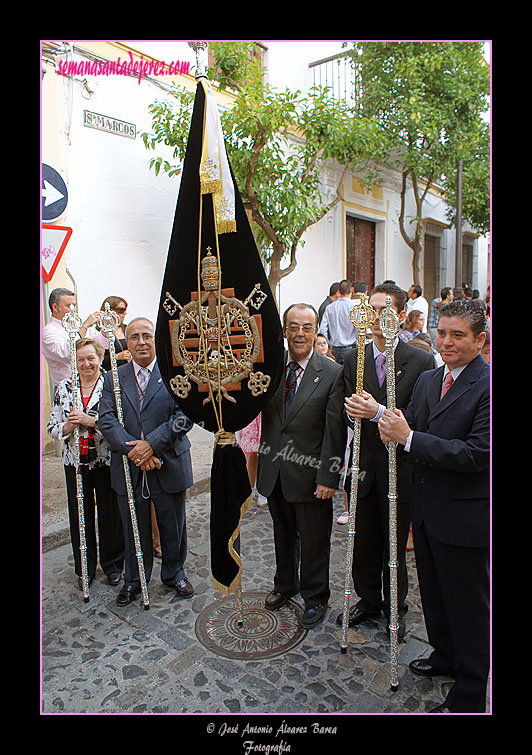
{"left": 43, "top": 278, "right": 490, "bottom": 714}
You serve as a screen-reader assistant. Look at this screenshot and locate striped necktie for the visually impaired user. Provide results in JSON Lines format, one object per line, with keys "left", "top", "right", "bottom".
{"left": 137, "top": 367, "right": 150, "bottom": 406}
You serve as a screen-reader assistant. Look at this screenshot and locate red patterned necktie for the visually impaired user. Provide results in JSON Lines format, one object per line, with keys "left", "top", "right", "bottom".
{"left": 440, "top": 372, "right": 453, "bottom": 399}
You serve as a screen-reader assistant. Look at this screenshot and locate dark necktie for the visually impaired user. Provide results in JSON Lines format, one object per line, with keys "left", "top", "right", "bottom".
{"left": 284, "top": 361, "right": 302, "bottom": 415}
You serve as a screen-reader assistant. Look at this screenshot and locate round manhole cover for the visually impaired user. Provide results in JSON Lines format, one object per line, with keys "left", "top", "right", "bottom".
{"left": 195, "top": 590, "right": 307, "bottom": 659}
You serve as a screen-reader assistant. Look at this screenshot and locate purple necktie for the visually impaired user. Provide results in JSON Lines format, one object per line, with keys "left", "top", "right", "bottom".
{"left": 376, "top": 353, "right": 386, "bottom": 387}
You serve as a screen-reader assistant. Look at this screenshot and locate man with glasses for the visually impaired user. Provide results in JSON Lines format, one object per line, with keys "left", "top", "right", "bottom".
{"left": 257, "top": 304, "right": 346, "bottom": 628}
{"left": 98, "top": 317, "right": 195, "bottom": 606}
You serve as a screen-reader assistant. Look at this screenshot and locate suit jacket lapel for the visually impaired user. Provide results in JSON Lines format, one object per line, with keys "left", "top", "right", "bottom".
{"left": 364, "top": 342, "right": 382, "bottom": 400}
{"left": 121, "top": 362, "right": 141, "bottom": 416}
{"left": 425, "top": 366, "right": 445, "bottom": 420}
{"left": 274, "top": 352, "right": 288, "bottom": 423}
{"left": 393, "top": 340, "right": 409, "bottom": 387}
{"left": 281, "top": 351, "right": 323, "bottom": 427}
{"left": 427, "top": 356, "right": 484, "bottom": 423}
{"left": 140, "top": 362, "right": 162, "bottom": 412}
{"left": 365, "top": 341, "right": 407, "bottom": 404}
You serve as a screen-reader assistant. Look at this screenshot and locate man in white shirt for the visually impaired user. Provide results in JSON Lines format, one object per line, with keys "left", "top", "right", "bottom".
{"left": 406, "top": 284, "right": 429, "bottom": 333}
{"left": 318, "top": 279, "right": 357, "bottom": 363}
{"left": 42, "top": 288, "right": 101, "bottom": 387}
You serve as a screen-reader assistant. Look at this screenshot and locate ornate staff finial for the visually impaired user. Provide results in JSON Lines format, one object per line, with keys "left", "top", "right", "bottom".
{"left": 188, "top": 42, "right": 209, "bottom": 79}
{"left": 62, "top": 303, "right": 82, "bottom": 335}
{"left": 97, "top": 302, "right": 120, "bottom": 336}
{"left": 349, "top": 292, "right": 377, "bottom": 334}
{"left": 380, "top": 294, "right": 400, "bottom": 343}
{"left": 348, "top": 293, "right": 377, "bottom": 396}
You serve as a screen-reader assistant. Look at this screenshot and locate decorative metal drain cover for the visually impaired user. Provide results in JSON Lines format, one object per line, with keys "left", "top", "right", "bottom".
{"left": 195, "top": 590, "right": 307, "bottom": 659}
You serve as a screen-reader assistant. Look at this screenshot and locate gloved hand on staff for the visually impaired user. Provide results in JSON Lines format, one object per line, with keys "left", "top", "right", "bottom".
{"left": 126, "top": 439, "right": 162, "bottom": 471}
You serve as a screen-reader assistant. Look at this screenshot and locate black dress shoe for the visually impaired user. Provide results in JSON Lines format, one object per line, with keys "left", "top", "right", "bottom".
{"left": 409, "top": 658, "right": 456, "bottom": 678}
{"left": 169, "top": 577, "right": 194, "bottom": 598}
{"left": 107, "top": 572, "right": 122, "bottom": 586}
{"left": 430, "top": 704, "right": 452, "bottom": 713}
{"left": 117, "top": 584, "right": 141, "bottom": 606}
{"left": 302, "top": 603, "right": 327, "bottom": 628}
{"left": 335, "top": 604, "right": 380, "bottom": 627}
{"left": 264, "top": 590, "right": 297, "bottom": 610}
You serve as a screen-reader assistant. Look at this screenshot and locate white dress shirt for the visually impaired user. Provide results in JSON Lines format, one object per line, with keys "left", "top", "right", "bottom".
{"left": 286, "top": 351, "right": 312, "bottom": 394}
{"left": 42, "top": 316, "right": 99, "bottom": 386}
{"left": 406, "top": 296, "right": 429, "bottom": 332}
{"left": 404, "top": 363, "right": 467, "bottom": 451}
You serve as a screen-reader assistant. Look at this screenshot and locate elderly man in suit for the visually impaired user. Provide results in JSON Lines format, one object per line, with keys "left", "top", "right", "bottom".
{"left": 338, "top": 283, "right": 435, "bottom": 635}
{"left": 379, "top": 299, "right": 490, "bottom": 713}
{"left": 98, "top": 317, "right": 194, "bottom": 606}
{"left": 257, "top": 303, "right": 346, "bottom": 629}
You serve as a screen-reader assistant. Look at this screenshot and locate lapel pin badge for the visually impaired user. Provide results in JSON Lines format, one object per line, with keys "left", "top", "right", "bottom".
{"left": 314, "top": 377, "right": 320, "bottom": 383}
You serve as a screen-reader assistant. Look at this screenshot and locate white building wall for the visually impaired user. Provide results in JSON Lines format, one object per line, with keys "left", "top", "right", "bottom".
{"left": 46, "top": 45, "right": 192, "bottom": 324}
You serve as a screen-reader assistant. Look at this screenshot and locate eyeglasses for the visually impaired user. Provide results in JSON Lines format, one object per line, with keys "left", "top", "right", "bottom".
{"left": 286, "top": 324, "right": 316, "bottom": 333}
{"left": 128, "top": 333, "right": 154, "bottom": 342}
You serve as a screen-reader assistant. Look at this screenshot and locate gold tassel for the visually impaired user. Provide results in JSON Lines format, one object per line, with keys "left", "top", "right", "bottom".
{"left": 211, "top": 491, "right": 253, "bottom": 596}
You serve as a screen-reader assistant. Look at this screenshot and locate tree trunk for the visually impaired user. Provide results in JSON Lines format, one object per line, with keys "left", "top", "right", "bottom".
{"left": 399, "top": 168, "right": 431, "bottom": 286}
{"left": 267, "top": 239, "right": 295, "bottom": 308}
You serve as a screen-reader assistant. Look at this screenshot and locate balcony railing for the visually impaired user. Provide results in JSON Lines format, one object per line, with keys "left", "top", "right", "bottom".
{"left": 309, "top": 52, "right": 357, "bottom": 109}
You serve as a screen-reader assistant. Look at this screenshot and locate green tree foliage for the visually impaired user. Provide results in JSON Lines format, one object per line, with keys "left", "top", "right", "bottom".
{"left": 347, "top": 41, "right": 490, "bottom": 283}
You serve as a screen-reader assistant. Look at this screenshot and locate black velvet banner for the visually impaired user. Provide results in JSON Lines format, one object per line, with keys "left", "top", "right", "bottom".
{"left": 155, "top": 79, "right": 284, "bottom": 593}
{"left": 210, "top": 440, "right": 253, "bottom": 594}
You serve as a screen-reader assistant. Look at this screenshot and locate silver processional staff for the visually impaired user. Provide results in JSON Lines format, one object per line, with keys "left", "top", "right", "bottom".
{"left": 97, "top": 303, "right": 150, "bottom": 610}
{"left": 62, "top": 304, "right": 90, "bottom": 602}
{"left": 380, "top": 294, "right": 401, "bottom": 690}
{"left": 340, "top": 293, "right": 376, "bottom": 653}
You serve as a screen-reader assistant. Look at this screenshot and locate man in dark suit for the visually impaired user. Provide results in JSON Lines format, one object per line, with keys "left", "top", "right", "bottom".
{"left": 257, "top": 303, "right": 346, "bottom": 628}
{"left": 98, "top": 317, "right": 194, "bottom": 606}
{"left": 379, "top": 299, "right": 490, "bottom": 712}
{"left": 338, "top": 284, "right": 435, "bottom": 634}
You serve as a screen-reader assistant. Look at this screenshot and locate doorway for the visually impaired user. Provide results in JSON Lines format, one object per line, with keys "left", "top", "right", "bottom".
{"left": 346, "top": 216, "right": 375, "bottom": 290}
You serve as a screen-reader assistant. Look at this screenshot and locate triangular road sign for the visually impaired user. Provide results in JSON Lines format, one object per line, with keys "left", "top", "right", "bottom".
{"left": 42, "top": 225, "right": 72, "bottom": 282}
